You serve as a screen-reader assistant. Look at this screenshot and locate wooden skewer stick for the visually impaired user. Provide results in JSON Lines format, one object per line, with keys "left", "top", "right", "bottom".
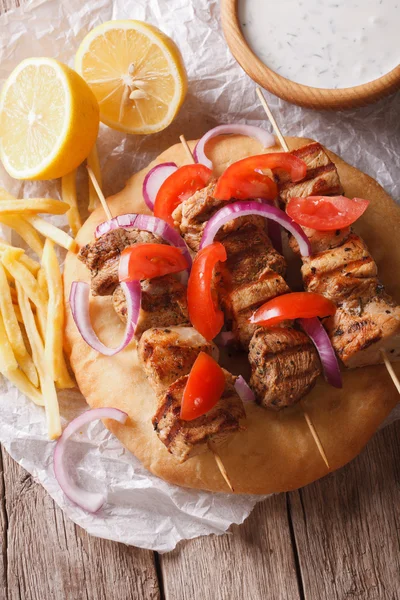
{"left": 87, "top": 166, "right": 113, "bottom": 221}
{"left": 179, "top": 135, "right": 196, "bottom": 164}
{"left": 208, "top": 441, "right": 234, "bottom": 492}
{"left": 179, "top": 133, "right": 235, "bottom": 492}
{"left": 256, "top": 86, "right": 400, "bottom": 399}
{"left": 256, "top": 86, "right": 330, "bottom": 469}
{"left": 381, "top": 350, "right": 400, "bottom": 394}
{"left": 256, "top": 88, "right": 289, "bottom": 152}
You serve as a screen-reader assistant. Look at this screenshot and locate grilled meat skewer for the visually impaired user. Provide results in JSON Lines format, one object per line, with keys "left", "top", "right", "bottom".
{"left": 275, "top": 142, "right": 400, "bottom": 368}
{"left": 79, "top": 232, "right": 246, "bottom": 464}
{"left": 173, "top": 185, "right": 322, "bottom": 409}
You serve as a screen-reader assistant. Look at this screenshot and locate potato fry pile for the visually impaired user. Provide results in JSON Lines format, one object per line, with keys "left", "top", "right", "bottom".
{"left": 0, "top": 188, "right": 78, "bottom": 439}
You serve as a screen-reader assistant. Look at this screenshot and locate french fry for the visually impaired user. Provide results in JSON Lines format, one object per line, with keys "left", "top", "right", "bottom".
{"left": 36, "top": 268, "right": 48, "bottom": 342}
{"left": 0, "top": 215, "right": 44, "bottom": 257}
{"left": 0, "top": 312, "right": 18, "bottom": 371}
{"left": 0, "top": 311, "right": 44, "bottom": 406}
{"left": 2, "top": 248, "right": 42, "bottom": 306}
{"left": 0, "top": 197, "right": 68, "bottom": 216}
{"left": 0, "top": 241, "right": 41, "bottom": 275}
{"left": 62, "top": 170, "right": 82, "bottom": 236}
{"left": 42, "top": 240, "right": 75, "bottom": 389}
{"left": 87, "top": 144, "right": 102, "bottom": 212}
{"left": 24, "top": 215, "right": 78, "bottom": 253}
{"left": 16, "top": 281, "right": 60, "bottom": 437}
{"left": 0, "top": 261, "right": 38, "bottom": 387}
{"left": 13, "top": 303, "right": 23, "bottom": 324}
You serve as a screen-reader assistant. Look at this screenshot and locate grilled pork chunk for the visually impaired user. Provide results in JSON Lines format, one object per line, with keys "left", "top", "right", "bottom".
{"left": 152, "top": 370, "right": 245, "bottom": 462}
{"left": 113, "top": 275, "right": 189, "bottom": 338}
{"left": 276, "top": 142, "right": 343, "bottom": 205}
{"left": 78, "top": 228, "right": 163, "bottom": 296}
{"left": 172, "top": 181, "right": 265, "bottom": 252}
{"left": 249, "top": 327, "right": 320, "bottom": 409}
{"left": 279, "top": 143, "right": 400, "bottom": 368}
{"left": 138, "top": 327, "right": 217, "bottom": 394}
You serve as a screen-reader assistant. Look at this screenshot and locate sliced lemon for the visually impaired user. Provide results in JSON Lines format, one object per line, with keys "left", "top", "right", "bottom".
{"left": 75, "top": 20, "right": 187, "bottom": 135}
{"left": 0, "top": 58, "right": 99, "bottom": 181}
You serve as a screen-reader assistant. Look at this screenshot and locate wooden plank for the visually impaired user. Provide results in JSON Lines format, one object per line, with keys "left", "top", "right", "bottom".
{"left": 0, "top": 449, "right": 7, "bottom": 598}
{"left": 289, "top": 421, "right": 400, "bottom": 600}
{"left": 1, "top": 446, "right": 160, "bottom": 600}
{"left": 160, "top": 494, "right": 301, "bottom": 600}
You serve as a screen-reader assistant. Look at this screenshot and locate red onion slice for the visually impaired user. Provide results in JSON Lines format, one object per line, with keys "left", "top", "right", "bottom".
{"left": 194, "top": 125, "right": 275, "bottom": 169}
{"left": 69, "top": 280, "right": 141, "bottom": 356}
{"left": 142, "top": 162, "right": 178, "bottom": 210}
{"left": 299, "top": 317, "right": 342, "bottom": 388}
{"left": 95, "top": 213, "right": 192, "bottom": 273}
{"left": 215, "top": 331, "right": 236, "bottom": 346}
{"left": 54, "top": 408, "right": 128, "bottom": 512}
{"left": 235, "top": 375, "right": 255, "bottom": 403}
{"left": 200, "top": 201, "right": 311, "bottom": 257}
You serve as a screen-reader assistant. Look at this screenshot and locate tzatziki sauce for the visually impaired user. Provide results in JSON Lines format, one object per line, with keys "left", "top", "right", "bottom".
{"left": 238, "top": 0, "right": 400, "bottom": 89}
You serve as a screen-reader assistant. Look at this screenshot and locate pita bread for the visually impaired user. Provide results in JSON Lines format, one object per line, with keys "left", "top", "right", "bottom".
{"left": 63, "top": 136, "right": 400, "bottom": 494}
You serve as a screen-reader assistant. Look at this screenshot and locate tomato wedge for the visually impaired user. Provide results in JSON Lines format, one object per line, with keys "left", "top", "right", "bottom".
{"left": 250, "top": 292, "right": 336, "bottom": 327}
{"left": 180, "top": 352, "right": 226, "bottom": 421}
{"left": 118, "top": 243, "right": 188, "bottom": 282}
{"left": 153, "top": 164, "right": 213, "bottom": 226}
{"left": 187, "top": 241, "right": 227, "bottom": 341}
{"left": 286, "top": 195, "right": 369, "bottom": 231}
{"left": 214, "top": 153, "right": 307, "bottom": 201}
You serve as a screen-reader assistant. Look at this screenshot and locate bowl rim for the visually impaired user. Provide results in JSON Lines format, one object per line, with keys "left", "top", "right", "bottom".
{"left": 221, "top": 0, "right": 400, "bottom": 110}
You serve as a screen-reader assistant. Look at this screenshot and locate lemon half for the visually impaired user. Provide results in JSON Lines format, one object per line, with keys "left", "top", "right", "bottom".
{"left": 75, "top": 20, "right": 187, "bottom": 135}
{"left": 0, "top": 58, "right": 99, "bottom": 180}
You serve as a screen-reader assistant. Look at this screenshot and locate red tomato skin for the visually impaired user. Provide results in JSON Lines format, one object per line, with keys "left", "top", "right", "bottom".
{"left": 214, "top": 153, "right": 306, "bottom": 201}
{"left": 187, "top": 242, "right": 227, "bottom": 341}
{"left": 118, "top": 243, "right": 188, "bottom": 282}
{"left": 250, "top": 292, "right": 336, "bottom": 327}
{"left": 180, "top": 352, "right": 226, "bottom": 421}
{"left": 153, "top": 164, "right": 212, "bottom": 226}
{"left": 286, "top": 196, "right": 369, "bottom": 231}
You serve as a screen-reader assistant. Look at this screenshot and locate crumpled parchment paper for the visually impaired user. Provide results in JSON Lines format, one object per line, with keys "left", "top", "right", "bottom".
{"left": 0, "top": 0, "right": 399, "bottom": 552}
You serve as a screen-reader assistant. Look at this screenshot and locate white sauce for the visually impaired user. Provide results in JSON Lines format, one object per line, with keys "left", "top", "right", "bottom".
{"left": 238, "top": 0, "right": 400, "bottom": 89}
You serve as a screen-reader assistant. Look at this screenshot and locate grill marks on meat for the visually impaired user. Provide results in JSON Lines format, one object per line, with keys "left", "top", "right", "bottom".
{"left": 78, "top": 228, "right": 163, "bottom": 296}
{"left": 325, "top": 297, "right": 400, "bottom": 368}
{"left": 175, "top": 181, "right": 322, "bottom": 408}
{"left": 279, "top": 142, "right": 400, "bottom": 367}
{"left": 113, "top": 275, "right": 189, "bottom": 338}
{"left": 249, "top": 328, "right": 320, "bottom": 410}
{"left": 152, "top": 370, "right": 245, "bottom": 463}
{"left": 302, "top": 234, "right": 378, "bottom": 306}
{"left": 138, "top": 326, "right": 217, "bottom": 395}
{"left": 172, "top": 181, "right": 266, "bottom": 253}
{"left": 140, "top": 327, "right": 244, "bottom": 462}
{"left": 217, "top": 222, "right": 288, "bottom": 347}
{"left": 276, "top": 142, "right": 344, "bottom": 205}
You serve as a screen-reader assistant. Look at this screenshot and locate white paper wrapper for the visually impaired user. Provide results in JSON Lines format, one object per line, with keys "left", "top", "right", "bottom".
{"left": 0, "top": 0, "right": 399, "bottom": 552}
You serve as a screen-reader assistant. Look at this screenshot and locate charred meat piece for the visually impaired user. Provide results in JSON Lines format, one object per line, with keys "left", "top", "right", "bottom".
{"left": 173, "top": 181, "right": 265, "bottom": 252}
{"left": 112, "top": 275, "right": 189, "bottom": 338}
{"left": 276, "top": 142, "right": 343, "bottom": 205}
{"left": 279, "top": 143, "right": 400, "bottom": 368}
{"left": 78, "top": 228, "right": 163, "bottom": 296}
{"left": 215, "top": 223, "right": 288, "bottom": 348}
{"left": 152, "top": 370, "right": 245, "bottom": 462}
{"left": 224, "top": 271, "right": 290, "bottom": 349}
{"left": 138, "top": 326, "right": 217, "bottom": 395}
{"left": 301, "top": 233, "right": 379, "bottom": 308}
{"left": 289, "top": 226, "right": 351, "bottom": 255}
{"left": 325, "top": 296, "right": 400, "bottom": 368}
{"left": 249, "top": 327, "right": 321, "bottom": 409}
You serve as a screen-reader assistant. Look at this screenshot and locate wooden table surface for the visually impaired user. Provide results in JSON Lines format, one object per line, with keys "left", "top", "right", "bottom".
{"left": 0, "top": 1, "right": 400, "bottom": 598}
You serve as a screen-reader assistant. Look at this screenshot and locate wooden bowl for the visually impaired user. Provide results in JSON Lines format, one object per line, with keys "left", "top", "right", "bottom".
{"left": 221, "top": 0, "right": 400, "bottom": 110}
